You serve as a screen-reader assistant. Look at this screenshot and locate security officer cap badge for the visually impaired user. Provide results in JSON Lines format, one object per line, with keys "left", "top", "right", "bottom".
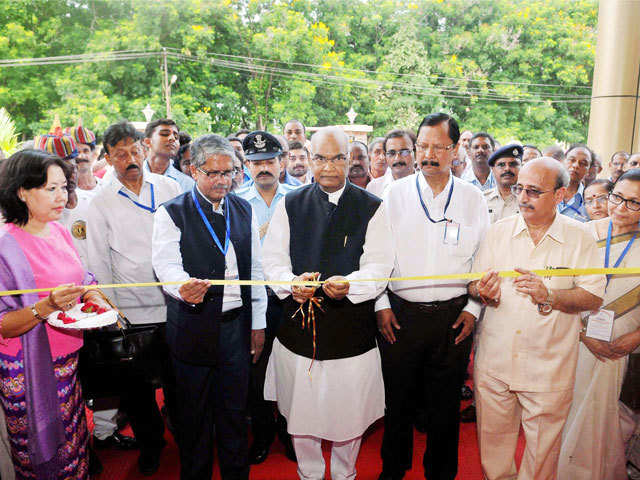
{"left": 243, "top": 130, "right": 283, "bottom": 161}
{"left": 488, "top": 144, "right": 524, "bottom": 167}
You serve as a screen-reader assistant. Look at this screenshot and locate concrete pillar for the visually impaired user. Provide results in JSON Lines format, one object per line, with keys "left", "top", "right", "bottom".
{"left": 587, "top": 0, "right": 640, "bottom": 176}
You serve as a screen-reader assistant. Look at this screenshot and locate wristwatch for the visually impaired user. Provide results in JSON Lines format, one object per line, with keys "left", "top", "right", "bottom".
{"left": 31, "top": 304, "right": 47, "bottom": 322}
{"left": 537, "top": 290, "right": 553, "bottom": 315}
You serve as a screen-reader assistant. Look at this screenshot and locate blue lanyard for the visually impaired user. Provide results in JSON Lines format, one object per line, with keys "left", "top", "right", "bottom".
{"left": 117, "top": 183, "right": 155, "bottom": 213}
{"left": 192, "top": 189, "right": 231, "bottom": 257}
{"left": 415, "top": 174, "right": 454, "bottom": 223}
{"left": 604, "top": 220, "right": 637, "bottom": 286}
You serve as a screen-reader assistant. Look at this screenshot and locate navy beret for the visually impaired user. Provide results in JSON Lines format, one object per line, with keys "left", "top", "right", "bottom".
{"left": 488, "top": 144, "right": 523, "bottom": 167}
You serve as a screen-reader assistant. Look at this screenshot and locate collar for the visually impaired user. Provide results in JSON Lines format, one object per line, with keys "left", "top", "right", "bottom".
{"left": 110, "top": 170, "right": 154, "bottom": 196}
{"left": 417, "top": 171, "right": 453, "bottom": 200}
{"left": 319, "top": 182, "right": 347, "bottom": 205}
{"left": 242, "top": 182, "right": 291, "bottom": 201}
{"left": 563, "top": 182, "right": 585, "bottom": 206}
{"left": 513, "top": 212, "right": 565, "bottom": 243}
{"left": 195, "top": 185, "right": 225, "bottom": 214}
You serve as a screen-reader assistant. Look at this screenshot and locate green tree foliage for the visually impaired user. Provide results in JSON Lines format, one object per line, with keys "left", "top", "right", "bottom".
{"left": 0, "top": 0, "right": 597, "bottom": 147}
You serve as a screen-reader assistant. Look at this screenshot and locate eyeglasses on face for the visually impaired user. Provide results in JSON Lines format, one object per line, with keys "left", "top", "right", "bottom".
{"left": 415, "top": 143, "right": 455, "bottom": 155}
{"left": 196, "top": 167, "right": 238, "bottom": 179}
{"left": 608, "top": 192, "right": 640, "bottom": 212}
{"left": 511, "top": 184, "right": 556, "bottom": 199}
{"left": 312, "top": 154, "right": 347, "bottom": 166}
{"left": 385, "top": 149, "right": 413, "bottom": 159}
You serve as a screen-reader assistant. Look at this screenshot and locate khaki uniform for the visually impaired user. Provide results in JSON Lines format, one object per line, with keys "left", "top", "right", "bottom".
{"left": 483, "top": 187, "right": 519, "bottom": 224}
{"left": 472, "top": 214, "right": 605, "bottom": 480}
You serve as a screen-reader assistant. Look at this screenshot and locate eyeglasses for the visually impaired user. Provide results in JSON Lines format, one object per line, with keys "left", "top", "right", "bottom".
{"left": 511, "top": 185, "right": 556, "bottom": 199}
{"left": 584, "top": 195, "right": 608, "bottom": 207}
{"left": 312, "top": 154, "right": 347, "bottom": 166}
{"left": 385, "top": 149, "right": 413, "bottom": 159}
{"left": 196, "top": 167, "right": 238, "bottom": 179}
{"left": 494, "top": 161, "right": 521, "bottom": 169}
{"left": 608, "top": 192, "right": 640, "bottom": 211}
{"left": 415, "top": 143, "right": 455, "bottom": 155}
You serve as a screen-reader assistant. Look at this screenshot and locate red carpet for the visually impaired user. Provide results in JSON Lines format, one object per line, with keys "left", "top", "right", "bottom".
{"left": 91, "top": 393, "right": 525, "bottom": 479}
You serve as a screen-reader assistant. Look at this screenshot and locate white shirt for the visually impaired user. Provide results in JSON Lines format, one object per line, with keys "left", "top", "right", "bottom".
{"left": 262, "top": 183, "right": 394, "bottom": 304}
{"left": 60, "top": 180, "right": 102, "bottom": 268}
{"left": 375, "top": 172, "right": 489, "bottom": 318}
{"left": 366, "top": 169, "right": 393, "bottom": 198}
{"left": 86, "top": 172, "right": 182, "bottom": 324}
{"left": 151, "top": 188, "right": 267, "bottom": 329}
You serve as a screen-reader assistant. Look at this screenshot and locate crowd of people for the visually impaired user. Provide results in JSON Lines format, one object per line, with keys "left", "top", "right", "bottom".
{"left": 0, "top": 111, "right": 638, "bottom": 480}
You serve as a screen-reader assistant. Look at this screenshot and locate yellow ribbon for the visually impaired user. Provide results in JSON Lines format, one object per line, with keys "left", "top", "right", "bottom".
{"left": 1, "top": 267, "right": 639, "bottom": 297}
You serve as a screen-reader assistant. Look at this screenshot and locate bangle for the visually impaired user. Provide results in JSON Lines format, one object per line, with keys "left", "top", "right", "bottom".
{"left": 31, "top": 304, "right": 47, "bottom": 322}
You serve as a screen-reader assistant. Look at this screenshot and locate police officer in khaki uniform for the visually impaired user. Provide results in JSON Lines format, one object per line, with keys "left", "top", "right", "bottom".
{"left": 483, "top": 144, "right": 522, "bottom": 224}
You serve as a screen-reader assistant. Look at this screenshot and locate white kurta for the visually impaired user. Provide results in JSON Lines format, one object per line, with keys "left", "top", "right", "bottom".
{"left": 261, "top": 184, "right": 394, "bottom": 441}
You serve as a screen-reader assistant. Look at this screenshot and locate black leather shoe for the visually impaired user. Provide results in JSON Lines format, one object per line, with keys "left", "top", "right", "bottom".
{"left": 461, "top": 384, "right": 473, "bottom": 400}
{"left": 460, "top": 404, "right": 476, "bottom": 423}
{"left": 249, "top": 441, "right": 270, "bottom": 465}
{"left": 138, "top": 448, "right": 162, "bottom": 476}
{"left": 93, "top": 432, "right": 139, "bottom": 450}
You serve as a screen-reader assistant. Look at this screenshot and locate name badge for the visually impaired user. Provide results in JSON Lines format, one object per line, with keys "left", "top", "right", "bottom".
{"left": 585, "top": 309, "right": 614, "bottom": 342}
{"left": 443, "top": 220, "right": 460, "bottom": 245}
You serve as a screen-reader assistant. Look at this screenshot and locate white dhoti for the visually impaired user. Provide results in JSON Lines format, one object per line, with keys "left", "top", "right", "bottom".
{"left": 264, "top": 338, "right": 385, "bottom": 441}
{"left": 264, "top": 338, "right": 385, "bottom": 480}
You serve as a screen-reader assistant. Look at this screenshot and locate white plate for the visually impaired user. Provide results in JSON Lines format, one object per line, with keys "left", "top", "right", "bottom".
{"left": 47, "top": 303, "right": 118, "bottom": 330}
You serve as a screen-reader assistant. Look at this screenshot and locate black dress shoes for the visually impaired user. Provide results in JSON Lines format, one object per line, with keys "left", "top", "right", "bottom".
{"left": 93, "top": 432, "right": 139, "bottom": 450}
{"left": 460, "top": 404, "right": 477, "bottom": 423}
{"left": 249, "top": 440, "right": 271, "bottom": 465}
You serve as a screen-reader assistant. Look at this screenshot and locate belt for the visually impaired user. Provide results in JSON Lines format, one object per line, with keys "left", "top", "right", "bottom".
{"left": 390, "top": 291, "right": 468, "bottom": 313}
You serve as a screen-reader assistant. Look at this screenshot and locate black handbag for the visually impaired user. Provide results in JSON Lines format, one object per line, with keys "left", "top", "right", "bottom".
{"left": 78, "top": 312, "right": 163, "bottom": 399}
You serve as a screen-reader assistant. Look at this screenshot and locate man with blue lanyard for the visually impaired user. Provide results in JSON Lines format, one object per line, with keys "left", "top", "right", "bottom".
{"left": 559, "top": 144, "right": 591, "bottom": 222}
{"left": 87, "top": 121, "right": 183, "bottom": 475}
{"left": 235, "top": 130, "right": 298, "bottom": 465}
{"left": 143, "top": 118, "right": 195, "bottom": 193}
{"left": 152, "top": 134, "right": 267, "bottom": 480}
{"left": 377, "top": 113, "right": 489, "bottom": 480}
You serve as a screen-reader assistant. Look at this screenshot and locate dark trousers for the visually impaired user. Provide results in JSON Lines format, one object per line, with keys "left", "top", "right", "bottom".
{"left": 121, "top": 323, "right": 174, "bottom": 454}
{"left": 172, "top": 310, "right": 250, "bottom": 480}
{"left": 249, "top": 292, "right": 287, "bottom": 445}
{"left": 379, "top": 293, "right": 472, "bottom": 480}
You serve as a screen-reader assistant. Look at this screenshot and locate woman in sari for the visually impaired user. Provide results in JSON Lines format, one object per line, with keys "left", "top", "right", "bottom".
{"left": 558, "top": 168, "right": 640, "bottom": 479}
{"left": 0, "top": 150, "right": 110, "bottom": 479}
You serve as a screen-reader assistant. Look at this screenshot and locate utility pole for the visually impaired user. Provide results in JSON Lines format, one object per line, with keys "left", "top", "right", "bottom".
{"left": 162, "top": 48, "right": 171, "bottom": 119}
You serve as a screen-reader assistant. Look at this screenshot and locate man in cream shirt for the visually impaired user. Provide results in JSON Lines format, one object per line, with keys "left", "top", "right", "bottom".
{"left": 469, "top": 157, "right": 605, "bottom": 479}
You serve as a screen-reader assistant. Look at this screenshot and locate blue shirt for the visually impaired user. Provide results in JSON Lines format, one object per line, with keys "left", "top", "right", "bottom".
{"left": 461, "top": 168, "right": 496, "bottom": 191}
{"left": 558, "top": 183, "right": 588, "bottom": 222}
{"left": 144, "top": 160, "right": 195, "bottom": 193}
{"left": 234, "top": 182, "right": 298, "bottom": 236}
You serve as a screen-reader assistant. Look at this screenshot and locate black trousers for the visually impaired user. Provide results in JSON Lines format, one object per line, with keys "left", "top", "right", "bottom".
{"left": 120, "top": 323, "right": 174, "bottom": 454}
{"left": 379, "top": 293, "right": 472, "bottom": 480}
{"left": 172, "top": 310, "right": 250, "bottom": 480}
{"left": 249, "top": 291, "right": 287, "bottom": 445}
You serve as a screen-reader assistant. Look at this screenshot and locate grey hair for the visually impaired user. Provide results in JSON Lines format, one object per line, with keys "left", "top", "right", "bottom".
{"left": 190, "top": 134, "right": 235, "bottom": 168}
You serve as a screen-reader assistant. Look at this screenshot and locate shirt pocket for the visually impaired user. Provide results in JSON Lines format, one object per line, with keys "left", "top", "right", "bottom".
{"left": 445, "top": 225, "right": 477, "bottom": 259}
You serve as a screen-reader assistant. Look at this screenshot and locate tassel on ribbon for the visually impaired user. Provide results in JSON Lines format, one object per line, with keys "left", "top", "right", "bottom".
{"left": 291, "top": 296, "right": 324, "bottom": 375}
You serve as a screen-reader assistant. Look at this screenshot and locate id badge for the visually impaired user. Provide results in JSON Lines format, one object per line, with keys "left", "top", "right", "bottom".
{"left": 585, "top": 309, "right": 614, "bottom": 342}
{"left": 443, "top": 220, "right": 460, "bottom": 245}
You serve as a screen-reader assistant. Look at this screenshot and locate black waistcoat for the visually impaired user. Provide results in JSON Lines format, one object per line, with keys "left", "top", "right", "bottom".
{"left": 163, "top": 188, "right": 253, "bottom": 366}
{"left": 277, "top": 182, "right": 381, "bottom": 360}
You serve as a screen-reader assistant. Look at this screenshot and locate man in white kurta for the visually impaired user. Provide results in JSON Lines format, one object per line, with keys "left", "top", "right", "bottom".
{"left": 261, "top": 127, "right": 393, "bottom": 480}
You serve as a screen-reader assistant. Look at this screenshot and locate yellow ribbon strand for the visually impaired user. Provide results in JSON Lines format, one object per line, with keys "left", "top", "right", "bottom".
{"left": 1, "top": 267, "right": 640, "bottom": 297}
